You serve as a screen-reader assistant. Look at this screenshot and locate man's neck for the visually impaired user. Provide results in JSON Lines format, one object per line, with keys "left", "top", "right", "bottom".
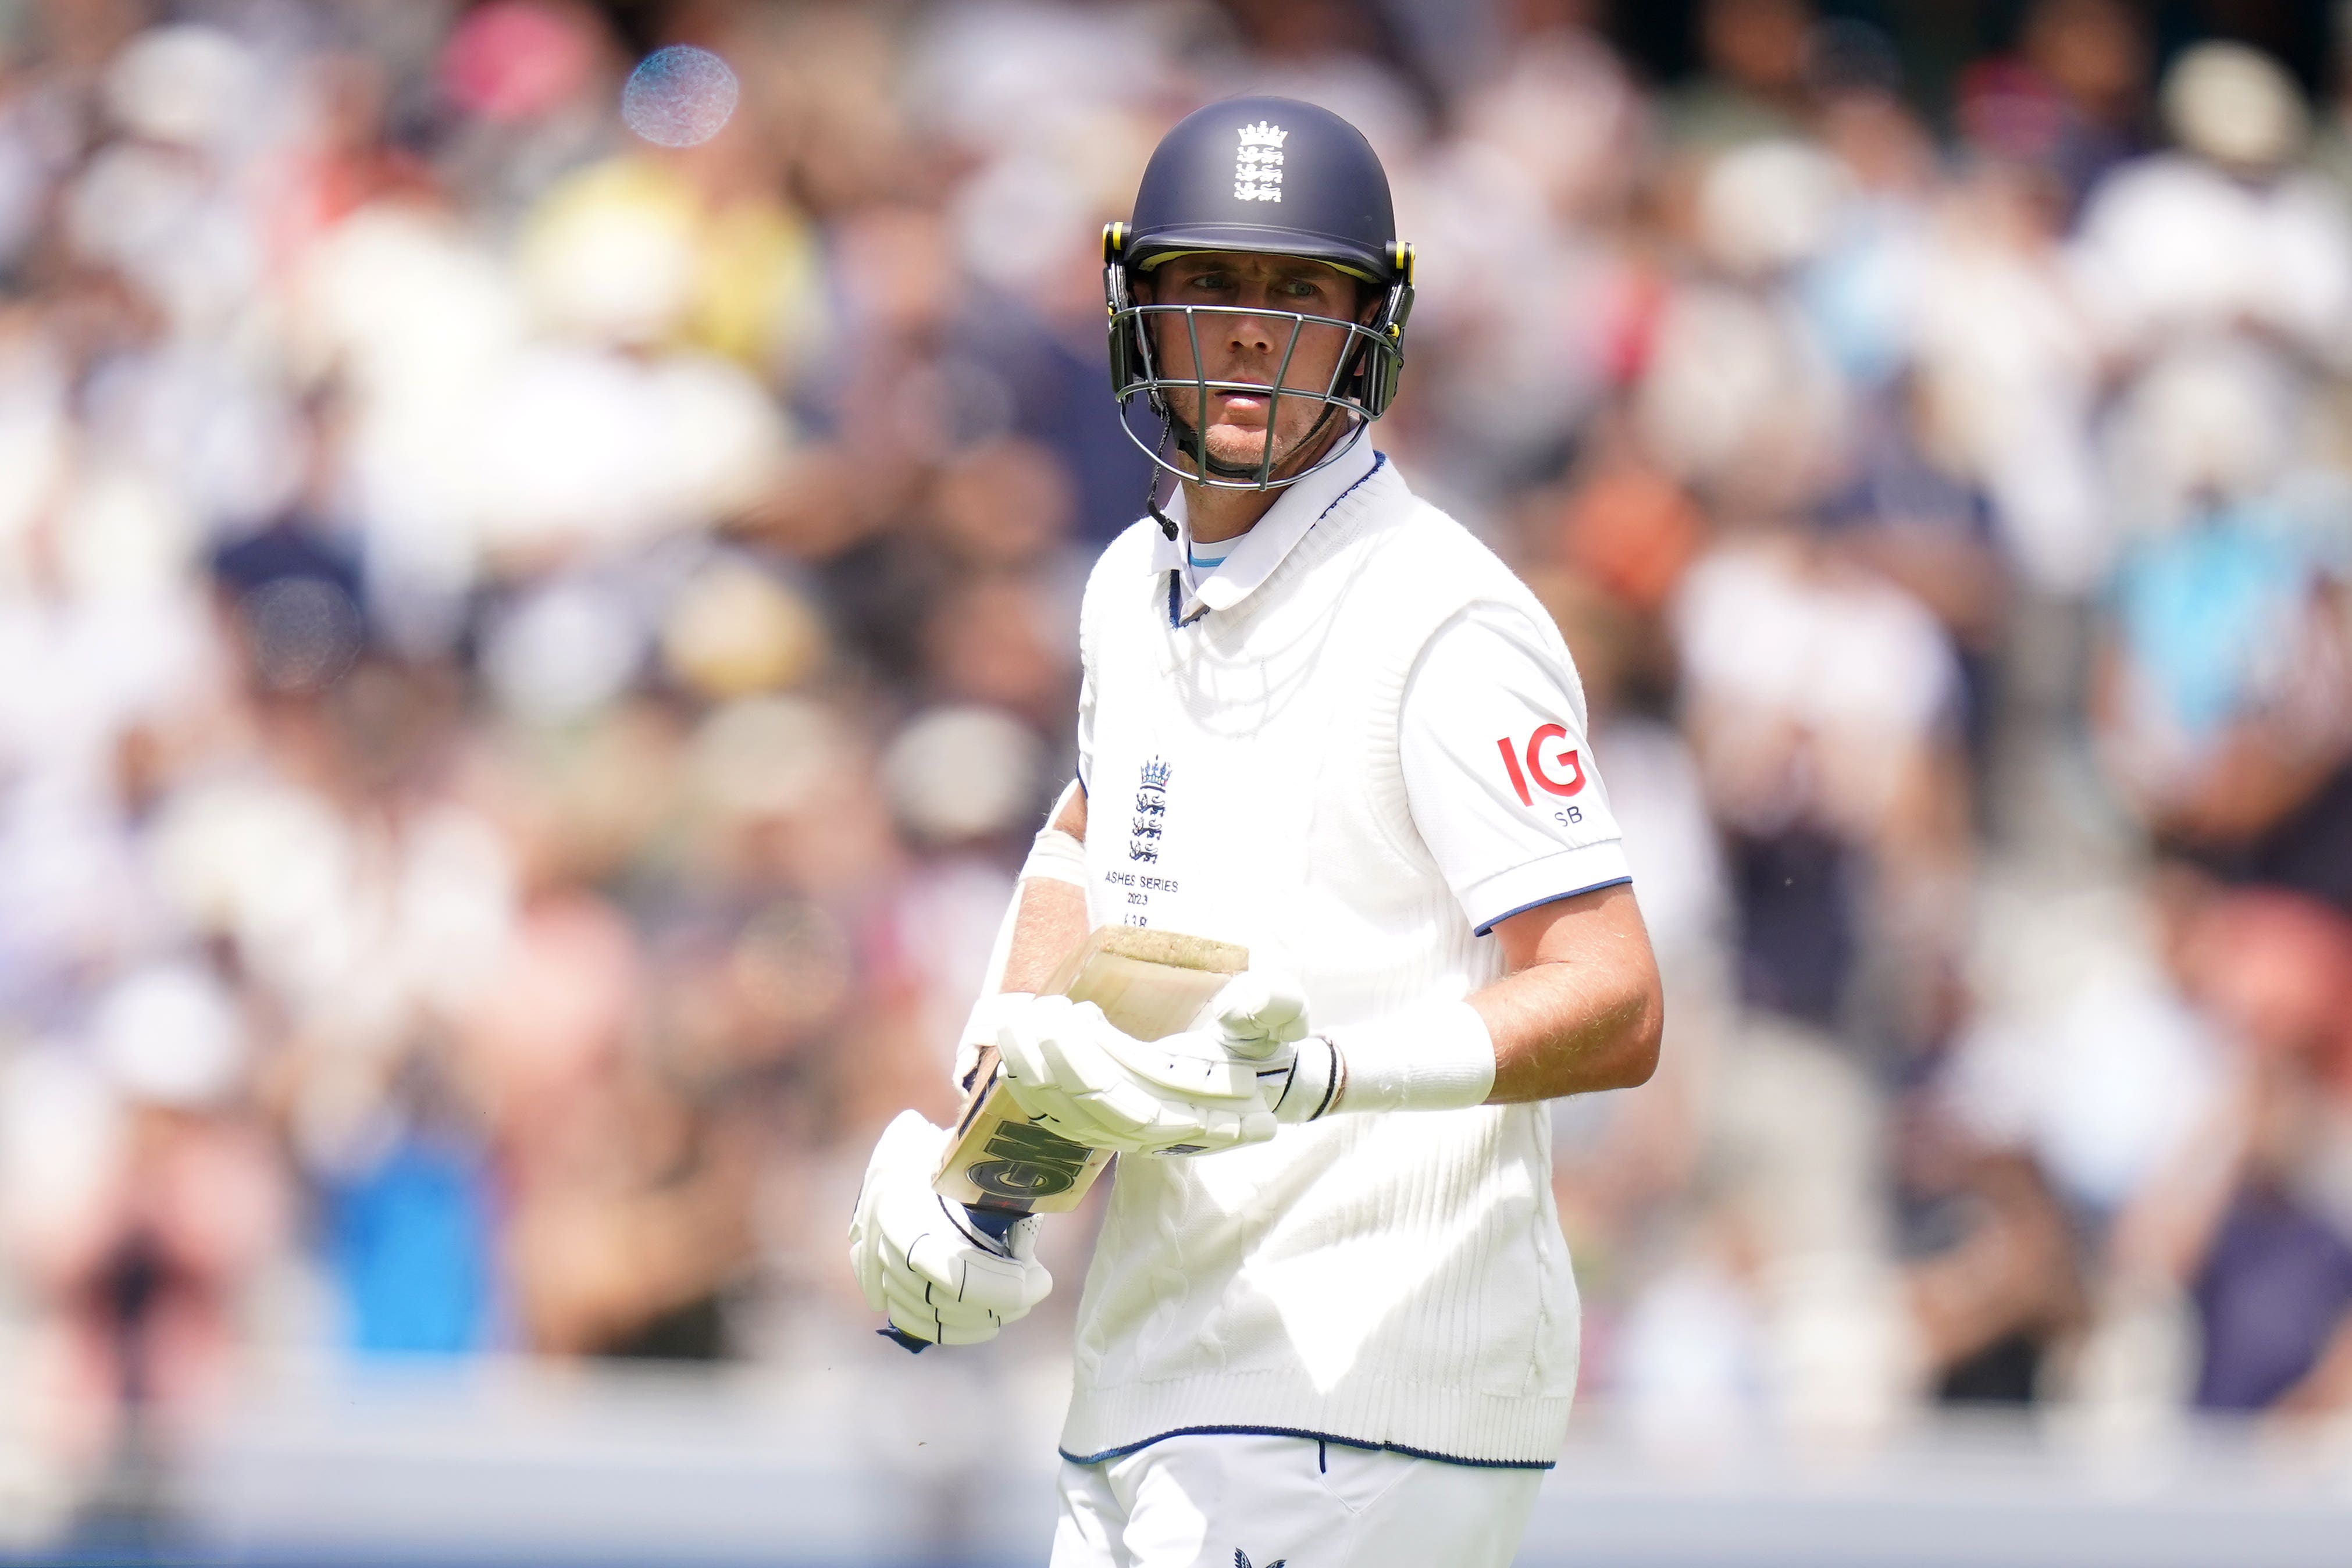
{"left": 1181, "top": 480, "right": 1282, "bottom": 545}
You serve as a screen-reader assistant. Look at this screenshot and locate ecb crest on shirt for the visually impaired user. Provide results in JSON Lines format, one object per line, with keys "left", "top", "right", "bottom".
{"left": 1130, "top": 757, "right": 1171, "bottom": 863}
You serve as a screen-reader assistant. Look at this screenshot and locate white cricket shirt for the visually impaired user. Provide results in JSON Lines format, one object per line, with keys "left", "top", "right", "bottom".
{"left": 1059, "top": 438, "right": 1630, "bottom": 1469}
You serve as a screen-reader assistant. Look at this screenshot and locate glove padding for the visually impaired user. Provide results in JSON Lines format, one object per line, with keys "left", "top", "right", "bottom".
{"left": 995, "top": 994, "right": 1275, "bottom": 1156}
{"left": 1207, "top": 970, "right": 1337, "bottom": 1121}
{"left": 849, "top": 1110, "right": 1052, "bottom": 1346}
{"left": 1211, "top": 970, "right": 1310, "bottom": 1063}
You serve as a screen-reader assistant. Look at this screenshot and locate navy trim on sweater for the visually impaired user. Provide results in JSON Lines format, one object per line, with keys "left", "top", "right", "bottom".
{"left": 1321, "top": 449, "right": 1387, "bottom": 514}
{"left": 1058, "top": 1423, "right": 1555, "bottom": 1471}
{"left": 1471, "top": 875, "right": 1633, "bottom": 938}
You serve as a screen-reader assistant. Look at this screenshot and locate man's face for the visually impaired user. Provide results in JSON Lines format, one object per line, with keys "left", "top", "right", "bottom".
{"left": 1135, "top": 251, "right": 1369, "bottom": 481}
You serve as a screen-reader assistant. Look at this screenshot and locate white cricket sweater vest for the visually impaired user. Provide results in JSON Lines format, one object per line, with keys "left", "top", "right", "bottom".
{"left": 1065, "top": 457, "right": 1581, "bottom": 1469}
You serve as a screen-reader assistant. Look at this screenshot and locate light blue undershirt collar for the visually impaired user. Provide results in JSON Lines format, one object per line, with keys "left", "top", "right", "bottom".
{"left": 1148, "top": 438, "right": 1386, "bottom": 624}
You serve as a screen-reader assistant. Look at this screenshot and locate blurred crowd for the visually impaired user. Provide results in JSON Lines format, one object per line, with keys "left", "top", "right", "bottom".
{"left": 3, "top": 0, "right": 2352, "bottom": 1540}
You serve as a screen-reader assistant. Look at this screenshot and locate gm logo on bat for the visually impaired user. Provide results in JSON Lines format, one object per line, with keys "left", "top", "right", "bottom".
{"left": 968, "top": 1118, "right": 1091, "bottom": 1200}
{"left": 1498, "top": 724, "right": 1585, "bottom": 806}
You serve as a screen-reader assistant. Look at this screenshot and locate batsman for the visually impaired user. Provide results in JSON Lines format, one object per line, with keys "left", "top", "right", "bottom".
{"left": 850, "top": 97, "right": 1663, "bottom": 1568}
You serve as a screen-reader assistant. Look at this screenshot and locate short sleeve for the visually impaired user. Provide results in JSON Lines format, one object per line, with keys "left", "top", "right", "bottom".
{"left": 1400, "top": 604, "right": 1632, "bottom": 936}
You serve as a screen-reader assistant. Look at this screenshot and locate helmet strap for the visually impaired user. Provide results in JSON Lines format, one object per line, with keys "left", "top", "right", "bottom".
{"left": 1145, "top": 409, "right": 1179, "bottom": 539}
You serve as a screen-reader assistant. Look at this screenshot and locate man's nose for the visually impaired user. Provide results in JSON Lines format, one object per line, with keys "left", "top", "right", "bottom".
{"left": 1222, "top": 304, "right": 1285, "bottom": 357}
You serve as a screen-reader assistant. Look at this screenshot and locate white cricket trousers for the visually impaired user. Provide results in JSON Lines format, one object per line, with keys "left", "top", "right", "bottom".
{"left": 1048, "top": 1433, "right": 1545, "bottom": 1568}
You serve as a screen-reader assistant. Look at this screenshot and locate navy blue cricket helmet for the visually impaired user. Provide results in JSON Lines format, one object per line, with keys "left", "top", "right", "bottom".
{"left": 1104, "top": 96, "right": 1416, "bottom": 491}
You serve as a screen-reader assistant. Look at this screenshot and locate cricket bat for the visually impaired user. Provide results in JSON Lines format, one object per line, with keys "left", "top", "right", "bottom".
{"left": 936, "top": 925, "right": 1247, "bottom": 1221}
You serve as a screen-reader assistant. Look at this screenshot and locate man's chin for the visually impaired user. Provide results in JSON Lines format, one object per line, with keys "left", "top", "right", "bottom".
{"left": 1166, "top": 416, "right": 1331, "bottom": 482}
{"left": 1202, "top": 428, "right": 1278, "bottom": 470}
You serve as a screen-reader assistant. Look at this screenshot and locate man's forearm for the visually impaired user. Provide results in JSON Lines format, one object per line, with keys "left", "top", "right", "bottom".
{"left": 1001, "top": 878, "right": 1090, "bottom": 994}
{"left": 1474, "top": 882, "right": 1663, "bottom": 1103}
{"left": 1474, "top": 960, "right": 1662, "bottom": 1102}
{"left": 1000, "top": 783, "right": 1090, "bottom": 995}
{"left": 953, "top": 785, "right": 1092, "bottom": 1094}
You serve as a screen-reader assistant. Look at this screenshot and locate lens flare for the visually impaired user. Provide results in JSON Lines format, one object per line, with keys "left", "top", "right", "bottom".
{"left": 621, "top": 45, "right": 738, "bottom": 148}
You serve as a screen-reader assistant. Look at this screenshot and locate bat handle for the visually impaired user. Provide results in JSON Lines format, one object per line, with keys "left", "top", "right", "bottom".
{"left": 878, "top": 1326, "right": 931, "bottom": 1355}
{"left": 963, "top": 1204, "right": 1024, "bottom": 1250}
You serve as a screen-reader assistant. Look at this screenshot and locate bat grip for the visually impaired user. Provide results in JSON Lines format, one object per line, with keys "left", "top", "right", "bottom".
{"left": 879, "top": 1326, "right": 931, "bottom": 1354}
{"left": 963, "top": 1205, "right": 1025, "bottom": 1250}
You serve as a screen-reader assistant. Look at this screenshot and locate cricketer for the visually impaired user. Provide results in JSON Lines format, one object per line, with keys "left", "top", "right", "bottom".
{"left": 850, "top": 95, "right": 1665, "bottom": 1568}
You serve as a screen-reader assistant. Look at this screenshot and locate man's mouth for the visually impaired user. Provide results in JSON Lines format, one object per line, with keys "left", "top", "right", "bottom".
{"left": 1212, "top": 386, "right": 1272, "bottom": 423}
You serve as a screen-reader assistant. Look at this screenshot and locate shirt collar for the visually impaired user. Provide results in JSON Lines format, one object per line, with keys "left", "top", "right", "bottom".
{"left": 1145, "top": 434, "right": 1383, "bottom": 620}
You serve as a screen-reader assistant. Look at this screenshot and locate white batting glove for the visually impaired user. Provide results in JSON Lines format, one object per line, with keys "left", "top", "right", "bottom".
{"left": 849, "top": 1110, "right": 1052, "bottom": 1347}
{"left": 995, "top": 994, "right": 1276, "bottom": 1156}
{"left": 1210, "top": 970, "right": 1311, "bottom": 1061}
{"left": 1208, "top": 970, "right": 1341, "bottom": 1124}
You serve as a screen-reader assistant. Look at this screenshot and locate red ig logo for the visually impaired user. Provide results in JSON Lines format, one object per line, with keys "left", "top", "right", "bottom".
{"left": 1498, "top": 724, "right": 1585, "bottom": 806}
